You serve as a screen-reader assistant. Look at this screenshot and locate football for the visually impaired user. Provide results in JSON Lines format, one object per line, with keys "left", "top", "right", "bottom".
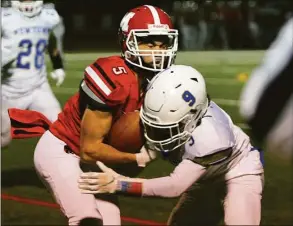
{"left": 107, "top": 111, "right": 145, "bottom": 153}
{"left": 106, "top": 111, "right": 146, "bottom": 177}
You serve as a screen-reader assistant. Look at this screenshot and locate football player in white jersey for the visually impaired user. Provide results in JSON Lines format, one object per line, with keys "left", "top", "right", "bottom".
{"left": 78, "top": 65, "right": 265, "bottom": 225}
{"left": 1, "top": 0, "right": 66, "bottom": 147}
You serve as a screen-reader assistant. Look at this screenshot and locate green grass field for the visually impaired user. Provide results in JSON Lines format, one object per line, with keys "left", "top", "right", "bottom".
{"left": 2, "top": 51, "right": 293, "bottom": 225}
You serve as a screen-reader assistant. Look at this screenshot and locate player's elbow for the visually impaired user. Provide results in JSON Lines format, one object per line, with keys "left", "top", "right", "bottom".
{"left": 168, "top": 185, "right": 186, "bottom": 197}
{"left": 80, "top": 142, "right": 103, "bottom": 163}
{"left": 80, "top": 150, "right": 93, "bottom": 163}
{"left": 162, "top": 180, "right": 188, "bottom": 198}
{"left": 165, "top": 175, "right": 193, "bottom": 197}
{"left": 158, "top": 186, "right": 185, "bottom": 198}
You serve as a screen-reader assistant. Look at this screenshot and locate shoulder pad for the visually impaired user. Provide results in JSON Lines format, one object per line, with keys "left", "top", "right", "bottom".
{"left": 184, "top": 116, "right": 235, "bottom": 159}
{"left": 95, "top": 56, "right": 134, "bottom": 80}
{"left": 42, "top": 8, "right": 58, "bottom": 16}
{"left": 1, "top": 7, "right": 13, "bottom": 17}
{"left": 43, "top": 3, "right": 55, "bottom": 9}
{"left": 83, "top": 56, "right": 135, "bottom": 107}
{"left": 41, "top": 8, "right": 60, "bottom": 26}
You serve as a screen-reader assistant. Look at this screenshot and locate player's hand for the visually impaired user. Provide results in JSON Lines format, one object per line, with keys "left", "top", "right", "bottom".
{"left": 78, "top": 161, "right": 126, "bottom": 194}
{"left": 79, "top": 161, "right": 145, "bottom": 194}
{"left": 50, "top": 68, "right": 66, "bottom": 86}
{"left": 135, "top": 145, "right": 157, "bottom": 167}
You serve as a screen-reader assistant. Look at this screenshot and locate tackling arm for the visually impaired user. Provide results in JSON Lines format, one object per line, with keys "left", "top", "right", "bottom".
{"left": 79, "top": 159, "right": 206, "bottom": 197}
{"left": 141, "top": 159, "right": 206, "bottom": 197}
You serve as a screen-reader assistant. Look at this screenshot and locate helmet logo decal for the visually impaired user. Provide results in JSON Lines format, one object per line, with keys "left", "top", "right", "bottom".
{"left": 182, "top": 90, "right": 196, "bottom": 107}
{"left": 120, "top": 12, "right": 135, "bottom": 32}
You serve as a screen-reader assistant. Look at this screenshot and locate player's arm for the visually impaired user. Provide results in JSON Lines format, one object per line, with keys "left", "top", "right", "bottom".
{"left": 79, "top": 133, "right": 234, "bottom": 196}
{"left": 45, "top": 6, "right": 66, "bottom": 86}
{"left": 48, "top": 31, "right": 65, "bottom": 86}
{"left": 1, "top": 10, "right": 17, "bottom": 69}
{"left": 79, "top": 159, "right": 206, "bottom": 197}
{"left": 139, "top": 159, "right": 206, "bottom": 197}
{"left": 79, "top": 60, "right": 153, "bottom": 166}
{"left": 80, "top": 107, "right": 138, "bottom": 164}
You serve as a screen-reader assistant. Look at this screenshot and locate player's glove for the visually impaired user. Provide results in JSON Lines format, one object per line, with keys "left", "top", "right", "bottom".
{"left": 135, "top": 145, "right": 157, "bottom": 167}
{"left": 78, "top": 161, "right": 145, "bottom": 195}
{"left": 50, "top": 68, "right": 66, "bottom": 86}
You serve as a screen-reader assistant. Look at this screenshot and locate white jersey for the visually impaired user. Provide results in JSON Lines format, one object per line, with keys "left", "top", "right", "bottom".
{"left": 183, "top": 101, "right": 253, "bottom": 180}
{"left": 1, "top": 7, "right": 60, "bottom": 98}
{"left": 143, "top": 102, "right": 264, "bottom": 197}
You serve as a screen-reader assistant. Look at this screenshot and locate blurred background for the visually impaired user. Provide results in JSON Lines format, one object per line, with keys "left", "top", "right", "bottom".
{"left": 8, "top": 0, "right": 292, "bottom": 51}
{"left": 3, "top": 0, "right": 292, "bottom": 51}
{"left": 1, "top": 0, "right": 293, "bottom": 225}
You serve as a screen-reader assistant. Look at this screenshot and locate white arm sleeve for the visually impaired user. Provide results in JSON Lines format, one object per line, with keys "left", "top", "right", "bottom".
{"left": 52, "top": 16, "right": 65, "bottom": 55}
{"left": 142, "top": 159, "right": 206, "bottom": 198}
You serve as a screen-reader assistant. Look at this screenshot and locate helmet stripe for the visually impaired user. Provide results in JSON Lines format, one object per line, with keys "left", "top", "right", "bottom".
{"left": 145, "top": 5, "right": 161, "bottom": 24}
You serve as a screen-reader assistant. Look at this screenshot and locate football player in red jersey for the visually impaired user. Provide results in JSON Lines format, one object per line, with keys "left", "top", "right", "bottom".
{"left": 22, "top": 5, "right": 178, "bottom": 226}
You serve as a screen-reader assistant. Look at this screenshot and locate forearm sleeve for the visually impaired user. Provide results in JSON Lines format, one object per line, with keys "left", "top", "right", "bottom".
{"left": 142, "top": 159, "right": 205, "bottom": 197}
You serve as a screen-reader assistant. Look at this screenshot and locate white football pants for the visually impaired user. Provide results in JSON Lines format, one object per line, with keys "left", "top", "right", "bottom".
{"left": 168, "top": 150, "right": 264, "bottom": 225}
{"left": 2, "top": 81, "right": 61, "bottom": 122}
{"left": 34, "top": 131, "right": 121, "bottom": 225}
{"left": 1, "top": 81, "right": 61, "bottom": 147}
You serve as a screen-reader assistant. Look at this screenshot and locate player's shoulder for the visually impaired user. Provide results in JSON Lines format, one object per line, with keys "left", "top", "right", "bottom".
{"left": 91, "top": 55, "right": 136, "bottom": 84}
{"left": 2, "top": 7, "right": 16, "bottom": 19}
{"left": 41, "top": 7, "right": 59, "bottom": 18}
{"left": 185, "top": 102, "right": 235, "bottom": 156}
{"left": 1, "top": 7, "right": 11, "bottom": 15}
{"left": 95, "top": 56, "right": 133, "bottom": 75}
{"left": 1, "top": 8, "right": 20, "bottom": 29}
{"left": 198, "top": 102, "right": 235, "bottom": 147}
{"left": 40, "top": 7, "right": 60, "bottom": 26}
{"left": 82, "top": 56, "right": 136, "bottom": 107}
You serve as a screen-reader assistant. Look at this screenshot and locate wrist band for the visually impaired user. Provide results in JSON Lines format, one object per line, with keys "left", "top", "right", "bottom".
{"left": 116, "top": 180, "right": 142, "bottom": 196}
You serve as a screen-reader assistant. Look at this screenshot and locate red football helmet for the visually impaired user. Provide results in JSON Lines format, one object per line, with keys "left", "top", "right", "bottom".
{"left": 118, "top": 5, "right": 178, "bottom": 72}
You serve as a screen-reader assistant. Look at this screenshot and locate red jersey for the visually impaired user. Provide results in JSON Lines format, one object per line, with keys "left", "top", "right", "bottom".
{"left": 49, "top": 56, "right": 144, "bottom": 155}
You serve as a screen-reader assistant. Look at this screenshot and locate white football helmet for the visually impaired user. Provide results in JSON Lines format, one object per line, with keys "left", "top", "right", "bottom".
{"left": 140, "top": 65, "right": 209, "bottom": 152}
{"left": 11, "top": 0, "right": 43, "bottom": 18}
